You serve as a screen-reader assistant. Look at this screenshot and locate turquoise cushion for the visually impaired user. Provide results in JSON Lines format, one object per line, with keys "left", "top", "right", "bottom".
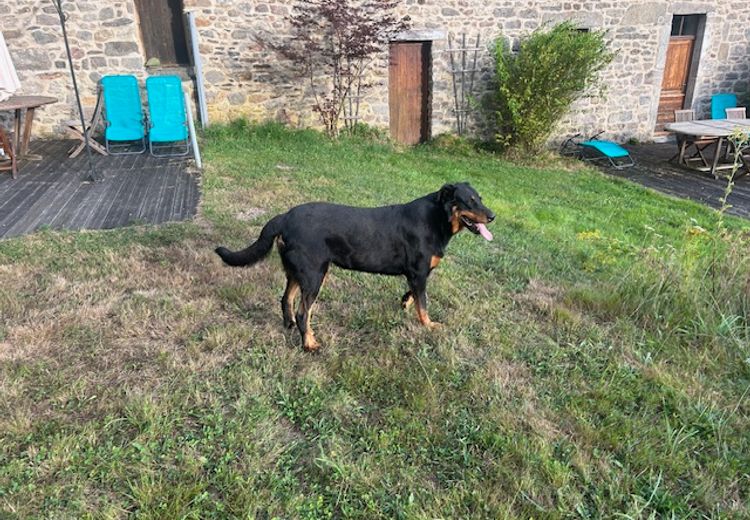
{"left": 149, "top": 125, "right": 188, "bottom": 142}
{"left": 146, "top": 75, "right": 188, "bottom": 143}
{"left": 105, "top": 125, "right": 145, "bottom": 141}
{"left": 101, "top": 75, "right": 145, "bottom": 142}
{"left": 711, "top": 93, "right": 737, "bottom": 120}
{"left": 580, "top": 140, "right": 630, "bottom": 158}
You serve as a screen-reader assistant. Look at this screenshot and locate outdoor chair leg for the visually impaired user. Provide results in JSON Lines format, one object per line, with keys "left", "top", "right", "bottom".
{"left": 695, "top": 145, "right": 710, "bottom": 168}
{"left": 106, "top": 137, "right": 146, "bottom": 155}
{"left": 149, "top": 138, "right": 191, "bottom": 158}
{"left": 710, "top": 137, "right": 724, "bottom": 179}
{"left": 674, "top": 138, "right": 687, "bottom": 165}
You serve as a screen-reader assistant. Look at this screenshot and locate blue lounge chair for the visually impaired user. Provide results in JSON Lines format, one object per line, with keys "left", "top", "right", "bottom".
{"left": 578, "top": 139, "right": 635, "bottom": 169}
{"left": 711, "top": 93, "right": 737, "bottom": 119}
{"left": 100, "top": 75, "right": 146, "bottom": 155}
{"left": 560, "top": 131, "right": 634, "bottom": 169}
{"left": 145, "top": 75, "right": 190, "bottom": 157}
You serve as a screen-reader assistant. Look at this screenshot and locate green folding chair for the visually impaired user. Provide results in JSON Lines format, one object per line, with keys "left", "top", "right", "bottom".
{"left": 101, "top": 75, "right": 146, "bottom": 155}
{"left": 146, "top": 75, "right": 190, "bottom": 157}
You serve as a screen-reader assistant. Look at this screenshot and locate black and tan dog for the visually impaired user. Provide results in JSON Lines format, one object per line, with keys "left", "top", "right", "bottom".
{"left": 215, "top": 182, "right": 495, "bottom": 351}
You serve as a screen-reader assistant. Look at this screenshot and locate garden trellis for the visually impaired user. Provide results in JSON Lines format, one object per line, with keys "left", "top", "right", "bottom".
{"left": 446, "top": 33, "right": 481, "bottom": 136}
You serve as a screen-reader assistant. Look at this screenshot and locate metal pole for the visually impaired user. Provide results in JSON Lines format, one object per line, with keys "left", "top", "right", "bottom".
{"left": 186, "top": 12, "right": 209, "bottom": 128}
{"left": 184, "top": 90, "right": 202, "bottom": 169}
{"left": 54, "top": 0, "right": 99, "bottom": 182}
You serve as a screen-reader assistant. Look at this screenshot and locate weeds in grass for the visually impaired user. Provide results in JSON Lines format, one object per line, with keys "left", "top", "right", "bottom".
{"left": 578, "top": 134, "right": 750, "bottom": 374}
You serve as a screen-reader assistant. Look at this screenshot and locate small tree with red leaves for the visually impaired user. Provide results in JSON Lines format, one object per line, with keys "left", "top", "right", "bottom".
{"left": 276, "top": 0, "right": 409, "bottom": 137}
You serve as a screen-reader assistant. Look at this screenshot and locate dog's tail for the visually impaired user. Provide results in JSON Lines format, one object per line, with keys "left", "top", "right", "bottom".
{"left": 215, "top": 214, "right": 285, "bottom": 267}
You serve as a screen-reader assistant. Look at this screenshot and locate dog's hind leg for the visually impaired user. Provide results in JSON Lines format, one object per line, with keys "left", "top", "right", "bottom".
{"left": 295, "top": 263, "right": 329, "bottom": 352}
{"left": 401, "top": 291, "right": 414, "bottom": 310}
{"left": 281, "top": 275, "right": 300, "bottom": 329}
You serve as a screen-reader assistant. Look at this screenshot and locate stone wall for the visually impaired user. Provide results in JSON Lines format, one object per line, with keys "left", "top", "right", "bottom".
{"left": 2, "top": 0, "right": 750, "bottom": 143}
{"left": 0, "top": 0, "right": 147, "bottom": 134}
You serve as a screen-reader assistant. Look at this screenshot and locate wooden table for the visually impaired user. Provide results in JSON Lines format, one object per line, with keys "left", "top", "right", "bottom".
{"left": 0, "top": 95, "right": 58, "bottom": 158}
{"left": 665, "top": 118, "right": 750, "bottom": 178}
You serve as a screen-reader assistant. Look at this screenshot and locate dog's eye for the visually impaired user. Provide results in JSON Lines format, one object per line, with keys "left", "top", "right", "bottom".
{"left": 470, "top": 196, "right": 476, "bottom": 203}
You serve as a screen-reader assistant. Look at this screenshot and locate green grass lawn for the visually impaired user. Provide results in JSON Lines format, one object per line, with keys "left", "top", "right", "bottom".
{"left": 1, "top": 122, "right": 749, "bottom": 518}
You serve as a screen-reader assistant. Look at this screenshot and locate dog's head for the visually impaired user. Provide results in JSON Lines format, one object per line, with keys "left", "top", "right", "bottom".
{"left": 438, "top": 182, "right": 495, "bottom": 241}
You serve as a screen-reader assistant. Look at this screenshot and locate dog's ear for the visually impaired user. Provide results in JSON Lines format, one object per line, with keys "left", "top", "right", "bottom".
{"left": 438, "top": 184, "right": 457, "bottom": 217}
{"left": 438, "top": 183, "right": 456, "bottom": 204}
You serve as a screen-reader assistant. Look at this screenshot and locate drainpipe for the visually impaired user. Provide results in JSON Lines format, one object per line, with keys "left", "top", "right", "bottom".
{"left": 186, "top": 11, "right": 209, "bottom": 128}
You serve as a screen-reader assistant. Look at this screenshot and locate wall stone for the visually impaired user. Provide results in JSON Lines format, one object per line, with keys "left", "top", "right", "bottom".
{"left": 2, "top": 0, "right": 750, "bottom": 144}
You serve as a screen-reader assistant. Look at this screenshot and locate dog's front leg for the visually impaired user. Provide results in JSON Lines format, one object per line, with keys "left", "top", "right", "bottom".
{"left": 407, "top": 275, "right": 441, "bottom": 329}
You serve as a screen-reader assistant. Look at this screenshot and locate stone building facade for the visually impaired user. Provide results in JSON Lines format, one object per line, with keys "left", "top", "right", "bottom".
{"left": 2, "top": 0, "right": 749, "bottom": 143}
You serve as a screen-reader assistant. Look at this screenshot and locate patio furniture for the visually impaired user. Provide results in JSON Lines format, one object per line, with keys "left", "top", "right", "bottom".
{"left": 0, "top": 126, "right": 16, "bottom": 178}
{"left": 711, "top": 93, "right": 738, "bottom": 119}
{"left": 559, "top": 131, "right": 635, "bottom": 169}
{"left": 0, "top": 95, "right": 57, "bottom": 158}
{"left": 64, "top": 88, "right": 108, "bottom": 158}
{"left": 665, "top": 118, "right": 750, "bottom": 178}
{"left": 726, "top": 107, "right": 747, "bottom": 119}
{"left": 145, "top": 75, "right": 190, "bottom": 157}
{"left": 671, "top": 109, "right": 715, "bottom": 167}
{"left": 101, "top": 75, "right": 146, "bottom": 155}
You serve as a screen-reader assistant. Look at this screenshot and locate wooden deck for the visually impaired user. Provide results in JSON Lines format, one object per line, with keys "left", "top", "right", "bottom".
{"left": 601, "top": 142, "right": 750, "bottom": 219}
{"left": 0, "top": 140, "right": 199, "bottom": 239}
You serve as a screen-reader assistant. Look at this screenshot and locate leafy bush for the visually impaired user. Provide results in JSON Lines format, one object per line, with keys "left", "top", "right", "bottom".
{"left": 491, "top": 22, "right": 614, "bottom": 154}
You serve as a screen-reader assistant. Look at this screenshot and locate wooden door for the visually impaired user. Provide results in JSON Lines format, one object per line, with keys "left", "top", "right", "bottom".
{"left": 134, "top": 0, "right": 190, "bottom": 65}
{"left": 389, "top": 42, "right": 431, "bottom": 145}
{"left": 656, "top": 36, "right": 695, "bottom": 131}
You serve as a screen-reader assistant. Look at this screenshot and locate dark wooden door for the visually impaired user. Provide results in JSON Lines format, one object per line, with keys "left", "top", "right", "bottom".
{"left": 134, "top": 0, "right": 190, "bottom": 65}
{"left": 389, "top": 42, "right": 431, "bottom": 145}
{"left": 656, "top": 36, "right": 695, "bottom": 131}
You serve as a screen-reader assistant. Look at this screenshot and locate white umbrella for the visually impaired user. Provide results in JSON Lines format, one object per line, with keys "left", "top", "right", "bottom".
{"left": 0, "top": 30, "right": 21, "bottom": 102}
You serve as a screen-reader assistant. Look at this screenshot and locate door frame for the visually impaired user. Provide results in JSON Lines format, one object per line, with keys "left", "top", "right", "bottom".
{"left": 681, "top": 16, "right": 707, "bottom": 111}
{"left": 387, "top": 30, "right": 444, "bottom": 144}
{"left": 652, "top": 13, "right": 706, "bottom": 134}
{"left": 388, "top": 40, "right": 432, "bottom": 144}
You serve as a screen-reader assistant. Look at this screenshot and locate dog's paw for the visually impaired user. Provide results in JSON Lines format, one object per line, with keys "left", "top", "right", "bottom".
{"left": 303, "top": 340, "right": 321, "bottom": 353}
{"left": 425, "top": 321, "right": 443, "bottom": 330}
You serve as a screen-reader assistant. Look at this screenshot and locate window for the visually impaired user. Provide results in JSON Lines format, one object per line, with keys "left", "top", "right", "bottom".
{"left": 134, "top": 0, "right": 190, "bottom": 66}
{"left": 671, "top": 14, "right": 700, "bottom": 37}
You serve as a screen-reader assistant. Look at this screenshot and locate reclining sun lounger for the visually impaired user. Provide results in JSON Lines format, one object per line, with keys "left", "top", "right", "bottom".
{"left": 146, "top": 75, "right": 191, "bottom": 157}
{"left": 101, "top": 75, "right": 147, "bottom": 155}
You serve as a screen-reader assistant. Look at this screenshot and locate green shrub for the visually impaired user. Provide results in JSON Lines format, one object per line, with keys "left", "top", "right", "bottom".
{"left": 491, "top": 22, "right": 614, "bottom": 154}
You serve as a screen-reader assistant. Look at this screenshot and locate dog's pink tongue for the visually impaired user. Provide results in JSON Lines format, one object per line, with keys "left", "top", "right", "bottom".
{"left": 476, "top": 223, "right": 493, "bottom": 241}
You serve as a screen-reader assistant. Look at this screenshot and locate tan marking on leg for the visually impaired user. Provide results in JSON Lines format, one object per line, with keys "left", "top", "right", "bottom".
{"left": 415, "top": 300, "right": 441, "bottom": 329}
{"left": 283, "top": 279, "right": 300, "bottom": 320}
{"left": 430, "top": 255, "right": 441, "bottom": 269}
{"left": 300, "top": 300, "right": 320, "bottom": 351}
{"left": 402, "top": 293, "right": 414, "bottom": 309}
{"left": 303, "top": 329, "right": 320, "bottom": 351}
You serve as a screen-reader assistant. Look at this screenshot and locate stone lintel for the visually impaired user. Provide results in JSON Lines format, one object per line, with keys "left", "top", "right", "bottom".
{"left": 392, "top": 29, "right": 446, "bottom": 42}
